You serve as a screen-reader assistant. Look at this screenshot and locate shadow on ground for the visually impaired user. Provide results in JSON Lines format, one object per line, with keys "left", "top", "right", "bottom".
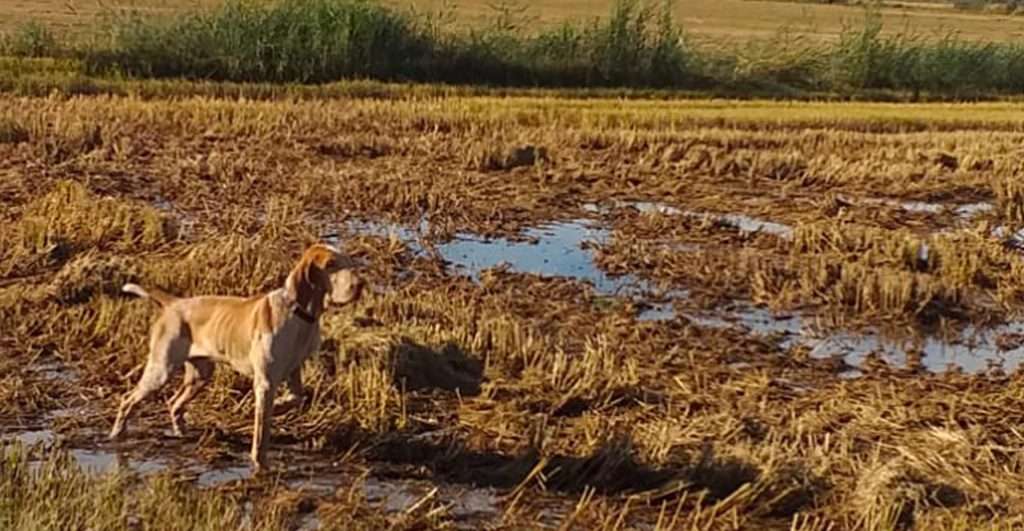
{"left": 390, "top": 339, "right": 485, "bottom": 396}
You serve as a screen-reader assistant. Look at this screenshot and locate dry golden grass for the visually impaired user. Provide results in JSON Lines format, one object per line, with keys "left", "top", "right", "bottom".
{"left": 410, "top": 0, "right": 1024, "bottom": 41}
{"left": 5, "top": 0, "right": 1024, "bottom": 42}
{"left": 0, "top": 0, "right": 216, "bottom": 34}
{"left": 3, "top": 90, "right": 1024, "bottom": 529}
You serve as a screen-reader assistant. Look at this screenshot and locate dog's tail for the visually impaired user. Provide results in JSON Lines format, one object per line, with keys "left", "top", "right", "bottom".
{"left": 122, "top": 283, "right": 178, "bottom": 307}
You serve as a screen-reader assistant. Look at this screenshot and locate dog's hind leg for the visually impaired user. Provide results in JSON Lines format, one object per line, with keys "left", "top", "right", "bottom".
{"left": 168, "top": 358, "right": 214, "bottom": 437}
{"left": 109, "top": 316, "right": 190, "bottom": 439}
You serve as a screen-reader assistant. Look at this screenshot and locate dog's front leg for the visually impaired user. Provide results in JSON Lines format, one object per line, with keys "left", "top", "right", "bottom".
{"left": 251, "top": 372, "right": 275, "bottom": 472}
{"left": 275, "top": 368, "right": 306, "bottom": 412}
{"left": 250, "top": 340, "right": 276, "bottom": 472}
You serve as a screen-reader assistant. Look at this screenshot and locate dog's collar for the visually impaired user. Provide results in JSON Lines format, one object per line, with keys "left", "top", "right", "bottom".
{"left": 279, "top": 289, "right": 317, "bottom": 324}
{"left": 292, "top": 306, "right": 317, "bottom": 324}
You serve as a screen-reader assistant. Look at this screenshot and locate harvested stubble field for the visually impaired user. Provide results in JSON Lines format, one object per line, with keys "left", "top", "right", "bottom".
{"left": 3, "top": 87, "right": 1024, "bottom": 530}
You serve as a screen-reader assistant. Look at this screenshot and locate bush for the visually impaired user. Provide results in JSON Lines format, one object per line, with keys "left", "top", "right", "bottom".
{"left": 0, "top": 21, "right": 62, "bottom": 58}
{"left": 825, "top": 10, "right": 1024, "bottom": 94}
{"left": 83, "top": 0, "right": 695, "bottom": 87}
{"left": 85, "top": 0, "right": 433, "bottom": 83}
{"left": 36, "top": 0, "right": 1024, "bottom": 96}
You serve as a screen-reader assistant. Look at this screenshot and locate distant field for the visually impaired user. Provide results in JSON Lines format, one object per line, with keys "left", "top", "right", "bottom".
{"left": 412, "top": 0, "right": 1024, "bottom": 41}
{"left": 4, "top": 0, "right": 1024, "bottom": 40}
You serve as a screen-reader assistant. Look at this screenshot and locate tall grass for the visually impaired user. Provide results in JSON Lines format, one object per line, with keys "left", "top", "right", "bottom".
{"left": 825, "top": 12, "right": 1024, "bottom": 94}
{"left": 85, "top": 0, "right": 432, "bottom": 83}
{"left": 82, "top": 0, "right": 696, "bottom": 87}
{"left": 0, "top": 21, "right": 61, "bottom": 58}
{"left": 8, "top": 0, "right": 1024, "bottom": 96}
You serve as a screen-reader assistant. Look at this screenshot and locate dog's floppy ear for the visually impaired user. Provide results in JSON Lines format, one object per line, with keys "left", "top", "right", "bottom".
{"left": 286, "top": 244, "right": 335, "bottom": 305}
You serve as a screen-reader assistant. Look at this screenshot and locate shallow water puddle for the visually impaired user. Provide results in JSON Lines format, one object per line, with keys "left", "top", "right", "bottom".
{"left": 342, "top": 204, "right": 1024, "bottom": 374}
{"left": 341, "top": 217, "right": 675, "bottom": 318}
{"left": 804, "top": 325, "right": 1024, "bottom": 374}
{"left": 3, "top": 425, "right": 504, "bottom": 524}
{"left": 6, "top": 429, "right": 54, "bottom": 446}
{"left": 286, "top": 474, "right": 505, "bottom": 528}
{"left": 690, "top": 303, "right": 1024, "bottom": 374}
{"left": 197, "top": 465, "right": 252, "bottom": 485}
{"left": 846, "top": 197, "right": 994, "bottom": 220}
{"left": 70, "top": 448, "right": 171, "bottom": 475}
{"left": 341, "top": 202, "right": 790, "bottom": 308}
{"left": 993, "top": 225, "right": 1024, "bottom": 249}
{"left": 1, "top": 384, "right": 102, "bottom": 458}
{"left": 346, "top": 218, "right": 630, "bottom": 289}
{"left": 623, "top": 201, "right": 1023, "bottom": 373}
{"left": 894, "top": 200, "right": 946, "bottom": 214}
{"left": 628, "top": 198, "right": 995, "bottom": 237}
{"left": 634, "top": 299, "right": 679, "bottom": 321}
{"left": 342, "top": 204, "right": 785, "bottom": 319}
{"left": 0, "top": 432, "right": 175, "bottom": 475}
{"left": 363, "top": 478, "right": 432, "bottom": 511}
{"left": 439, "top": 222, "right": 636, "bottom": 294}
{"left": 622, "top": 201, "right": 794, "bottom": 237}
{"left": 371, "top": 480, "right": 502, "bottom": 524}
{"left": 0, "top": 421, "right": 248, "bottom": 480}
{"left": 953, "top": 202, "right": 994, "bottom": 218}
{"left": 717, "top": 213, "right": 794, "bottom": 237}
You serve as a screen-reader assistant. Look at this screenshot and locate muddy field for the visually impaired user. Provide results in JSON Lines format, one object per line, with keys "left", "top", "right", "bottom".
{"left": 3, "top": 93, "right": 1024, "bottom": 529}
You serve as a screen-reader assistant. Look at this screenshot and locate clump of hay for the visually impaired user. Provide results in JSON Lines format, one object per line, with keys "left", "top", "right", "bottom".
{"left": 469, "top": 144, "right": 549, "bottom": 171}
{"left": 851, "top": 457, "right": 965, "bottom": 530}
{"left": 43, "top": 251, "right": 139, "bottom": 305}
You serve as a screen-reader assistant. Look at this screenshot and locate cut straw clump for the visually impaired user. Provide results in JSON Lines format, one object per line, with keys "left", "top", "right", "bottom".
{"left": 37, "top": 121, "right": 105, "bottom": 163}
{"left": 0, "top": 181, "right": 173, "bottom": 276}
{"left": 42, "top": 251, "right": 140, "bottom": 305}
{"left": 789, "top": 222, "right": 929, "bottom": 270}
{"left": 0, "top": 117, "right": 30, "bottom": 144}
{"left": 518, "top": 336, "right": 641, "bottom": 415}
{"left": 846, "top": 442, "right": 986, "bottom": 531}
{"left": 992, "top": 175, "right": 1024, "bottom": 230}
{"left": 752, "top": 254, "right": 956, "bottom": 324}
{"left": 467, "top": 142, "right": 549, "bottom": 172}
{"left": 314, "top": 322, "right": 410, "bottom": 434}
{"left": 138, "top": 234, "right": 293, "bottom": 297}
{"left": 754, "top": 222, "right": 1012, "bottom": 324}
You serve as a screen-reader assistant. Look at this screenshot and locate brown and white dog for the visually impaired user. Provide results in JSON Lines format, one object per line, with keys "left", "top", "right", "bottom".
{"left": 108, "top": 243, "right": 363, "bottom": 471}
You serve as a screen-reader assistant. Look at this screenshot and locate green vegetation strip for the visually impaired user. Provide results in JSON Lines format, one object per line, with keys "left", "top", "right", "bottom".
{"left": 2, "top": 0, "right": 1024, "bottom": 99}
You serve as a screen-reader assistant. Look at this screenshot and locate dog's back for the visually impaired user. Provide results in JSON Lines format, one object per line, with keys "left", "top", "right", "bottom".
{"left": 174, "top": 293, "right": 273, "bottom": 370}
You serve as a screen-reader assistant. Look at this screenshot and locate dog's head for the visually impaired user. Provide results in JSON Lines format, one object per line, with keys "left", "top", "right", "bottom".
{"left": 288, "top": 243, "right": 365, "bottom": 309}
{"left": 326, "top": 267, "right": 363, "bottom": 306}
